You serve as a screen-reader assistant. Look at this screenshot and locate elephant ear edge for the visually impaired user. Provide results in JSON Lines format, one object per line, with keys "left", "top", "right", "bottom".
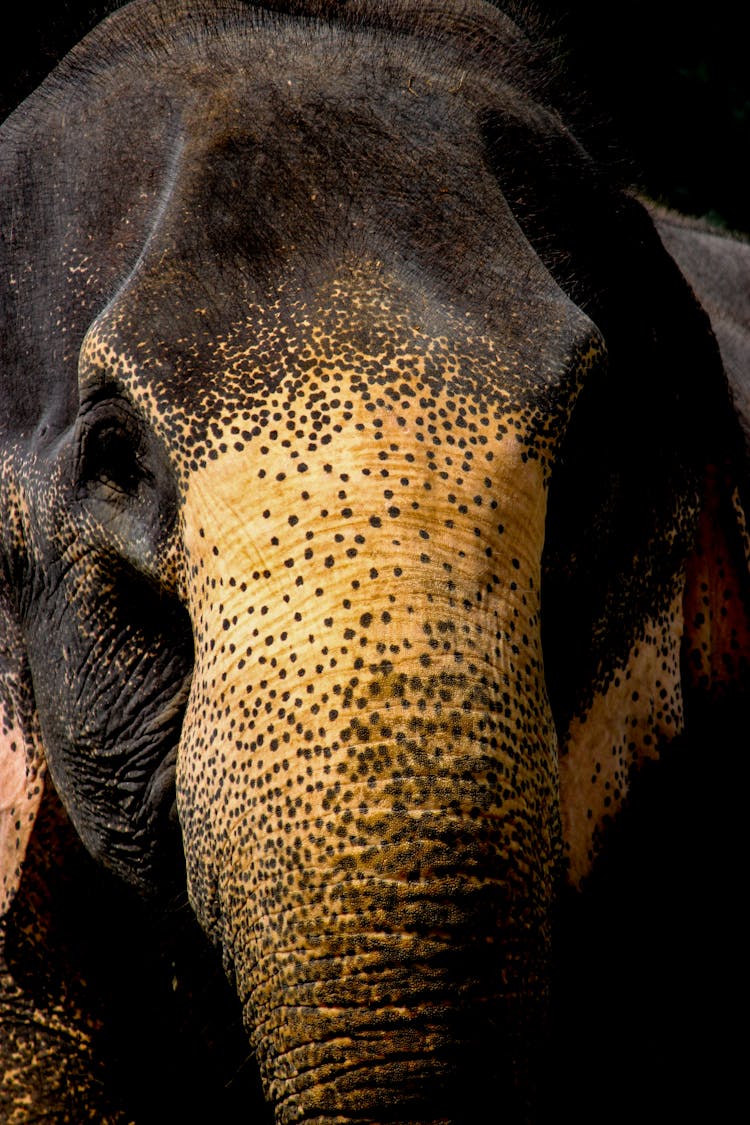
{"left": 651, "top": 207, "right": 750, "bottom": 454}
{"left": 0, "top": 481, "right": 45, "bottom": 921}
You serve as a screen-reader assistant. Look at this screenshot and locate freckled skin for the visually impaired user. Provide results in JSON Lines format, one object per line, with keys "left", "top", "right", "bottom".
{"left": 1, "top": 1, "right": 749, "bottom": 1122}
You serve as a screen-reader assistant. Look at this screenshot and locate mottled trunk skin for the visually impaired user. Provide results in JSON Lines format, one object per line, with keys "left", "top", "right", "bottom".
{"left": 177, "top": 437, "right": 559, "bottom": 1121}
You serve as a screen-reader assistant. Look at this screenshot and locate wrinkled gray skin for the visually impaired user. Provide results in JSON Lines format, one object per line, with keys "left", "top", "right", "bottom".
{"left": 1, "top": 2, "right": 749, "bottom": 1123}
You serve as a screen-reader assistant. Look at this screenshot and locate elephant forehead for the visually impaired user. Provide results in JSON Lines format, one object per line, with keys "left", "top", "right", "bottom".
{"left": 82, "top": 266, "right": 598, "bottom": 479}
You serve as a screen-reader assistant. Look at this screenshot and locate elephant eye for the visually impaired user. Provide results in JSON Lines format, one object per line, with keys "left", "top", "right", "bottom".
{"left": 76, "top": 400, "right": 146, "bottom": 497}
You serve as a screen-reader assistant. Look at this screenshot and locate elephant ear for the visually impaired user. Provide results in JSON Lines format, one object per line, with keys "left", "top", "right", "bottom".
{"left": 489, "top": 120, "right": 750, "bottom": 878}
{"left": 0, "top": 569, "right": 45, "bottom": 919}
{"left": 652, "top": 208, "right": 750, "bottom": 699}
{"left": 652, "top": 208, "right": 750, "bottom": 465}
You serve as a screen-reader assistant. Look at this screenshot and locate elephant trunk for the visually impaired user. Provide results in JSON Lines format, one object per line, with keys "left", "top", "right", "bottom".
{"left": 240, "top": 734, "right": 556, "bottom": 1123}
{"left": 177, "top": 443, "right": 558, "bottom": 1121}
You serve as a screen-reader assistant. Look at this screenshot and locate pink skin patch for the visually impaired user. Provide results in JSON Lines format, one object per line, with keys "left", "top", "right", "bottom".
{"left": 0, "top": 719, "right": 45, "bottom": 918}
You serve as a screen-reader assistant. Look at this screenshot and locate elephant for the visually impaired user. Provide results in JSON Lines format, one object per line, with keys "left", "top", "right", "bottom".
{"left": 1, "top": 0, "right": 748, "bottom": 1121}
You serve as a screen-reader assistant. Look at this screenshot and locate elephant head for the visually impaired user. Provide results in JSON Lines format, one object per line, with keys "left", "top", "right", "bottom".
{"left": 2, "top": 1, "right": 748, "bottom": 1121}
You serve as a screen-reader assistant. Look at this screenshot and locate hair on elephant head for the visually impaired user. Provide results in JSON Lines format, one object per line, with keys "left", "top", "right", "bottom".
{"left": 1, "top": 1, "right": 748, "bottom": 1121}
